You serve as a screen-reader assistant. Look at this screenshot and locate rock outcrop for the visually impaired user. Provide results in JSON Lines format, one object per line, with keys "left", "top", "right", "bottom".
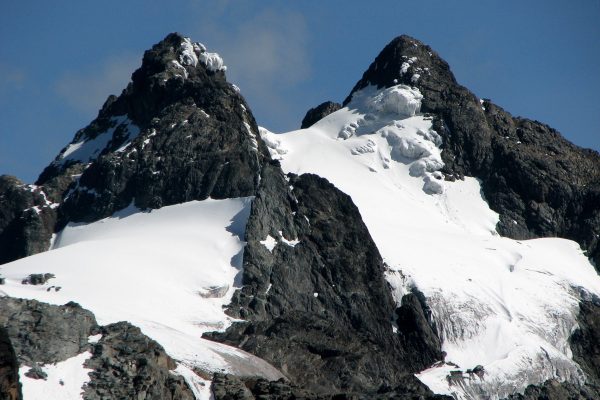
{"left": 0, "top": 298, "right": 97, "bottom": 366}
{"left": 207, "top": 164, "right": 444, "bottom": 395}
{"left": 83, "top": 322, "right": 194, "bottom": 400}
{"left": 301, "top": 101, "right": 341, "bottom": 129}
{"left": 44, "top": 33, "right": 267, "bottom": 229}
{"left": 0, "top": 176, "right": 56, "bottom": 265}
{"left": 0, "top": 327, "right": 21, "bottom": 400}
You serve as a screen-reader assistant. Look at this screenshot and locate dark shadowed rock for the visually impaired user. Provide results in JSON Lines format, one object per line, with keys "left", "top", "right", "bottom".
{"left": 23, "top": 365, "right": 47, "bottom": 380}
{"left": 570, "top": 299, "right": 600, "bottom": 395}
{"left": 21, "top": 273, "right": 55, "bottom": 285}
{"left": 0, "top": 176, "right": 56, "bottom": 265}
{"left": 35, "top": 32, "right": 268, "bottom": 231}
{"left": 504, "top": 379, "right": 600, "bottom": 400}
{"left": 395, "top": 292, "right": 443, "bottom": 366}
{"left": 0, "top": 298, "right": 97, "bottom": 366}
{"left": 301, "top": 101, "right": 342, "bottom": 129}
{"left": 206, "top": 165, "right": 444, "bottom": 394}
{"left": 0, "top": 327, "right": 21, "bottom": 400}
{"left": 345, "top": 34, "right": 600, "bottom": 269}
{"left": 83, "top": 321, "right": 194, "bottom": 400}
{"left": 211, "top": 373, "right": 450, "bottom": 400}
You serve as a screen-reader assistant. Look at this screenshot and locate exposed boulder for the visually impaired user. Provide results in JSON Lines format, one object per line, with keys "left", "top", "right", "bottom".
{"left": 21, "top": 273, "right": 55, "bottom": 285}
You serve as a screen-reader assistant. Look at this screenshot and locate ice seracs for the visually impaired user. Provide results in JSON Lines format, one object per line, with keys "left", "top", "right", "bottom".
{"left": 172, "top": 37, "right": 226, "bottom": 77}
{"left": 273, "top": 83, "right": 600, "bottom": 399}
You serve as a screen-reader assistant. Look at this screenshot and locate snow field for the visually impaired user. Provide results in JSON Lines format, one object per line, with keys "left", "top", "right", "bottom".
{"left": 1, "top": 198, "right": 283, "bottom": 398}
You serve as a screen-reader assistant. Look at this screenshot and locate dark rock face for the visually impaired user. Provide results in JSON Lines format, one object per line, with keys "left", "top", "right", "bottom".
{"left": 570, "top": 299, "right": 600, "bottom": 395}
{"left": 83, "top": 321, "right": 194, "bottom": 400}
{"left": 0, "top": 176, "right": 56, "bottom": 265}
{"left": 301, "top": 101, "right": 342, "bottom": 129}
{"left": 211, "top": 373, "right": 451, "bottom": 400}
{"left": 344, "top": 35, "right": 600, "bottom": 269}
{"left": 395, "top": 292, "right": 442, "bottom": 366}
{"left": 0, "top": 298, "right": 97, "bottom": 366}
{"left": 504, "top": 379, "right": 600, "bottom": 400}
{"left": 0, "top": 327, "right": 21, "bottom": 400}
{"left": 30, "top": 32, "right": 267, "bottom": 235}
{"left": 0, "top": 297, "right": 194, "bottom": 398}
{"left": 207, "top": 165, "right": 444, "bottom": 394}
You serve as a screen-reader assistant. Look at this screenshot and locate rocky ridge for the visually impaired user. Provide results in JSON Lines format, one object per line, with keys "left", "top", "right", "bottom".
{"left": 207, "top": 165, "right": 445, "bottom": 396}
{"left": 343, "top": 35, "right": 600, "bottom": 269}
{"left": 0, "top": 32, "right": 599, "bottom": 400}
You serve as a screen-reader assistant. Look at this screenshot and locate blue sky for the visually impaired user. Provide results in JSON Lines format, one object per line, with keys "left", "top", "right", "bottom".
{"left": 1, "top": 1, "right": 599, "bottom": 182}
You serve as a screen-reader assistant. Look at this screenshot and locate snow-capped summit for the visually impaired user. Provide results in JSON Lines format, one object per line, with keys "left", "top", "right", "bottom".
{"left": 0, "top": 32, "right": 599, "bottom": 400}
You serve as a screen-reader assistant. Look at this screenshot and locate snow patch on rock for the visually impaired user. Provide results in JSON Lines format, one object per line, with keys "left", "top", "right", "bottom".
{"left": 58, "top": 115, "right": 140, "bottom": 166}
{"left": 179, "top": 38, "right": 199, "bottom": 67}
{"left": 260, "top": 235, "right": 277, "bottom": 252}
{"left": 259, "top": 127, "right": 287, "bottom": 160}
{"left": 19, "top": 351, "right": 93, "bottom": 400}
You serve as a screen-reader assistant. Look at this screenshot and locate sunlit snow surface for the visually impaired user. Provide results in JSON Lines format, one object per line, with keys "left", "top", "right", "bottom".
{"left": 267, "top": 84, "right": 600, "bottom": 399}
{"left": 57, "top": 115, "right": 140, "bottom": 165}
{"left": 0, "top": 198, "right": 283, "bottom": 398}
{"left": 19, "top": 352, "right": 93, "bottom": 400}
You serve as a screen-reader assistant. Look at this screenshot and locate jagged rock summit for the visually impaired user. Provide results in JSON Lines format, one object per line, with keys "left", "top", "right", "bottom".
{"left": 0, "top": 32, "right": 599, "bottom": 400}
{"left": 344, "top": 35, "right": 600, "bottom": 268}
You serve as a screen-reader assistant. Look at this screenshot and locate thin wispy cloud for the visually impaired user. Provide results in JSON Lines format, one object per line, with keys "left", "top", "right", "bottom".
{"left": 0, "top": 63, "right": 26, "bottom": 92}
{"left": 54, "top": 54, "right": 140, "bottom": 116}
{"left": 193, "top": 9, "right": 311, "bottom": 131}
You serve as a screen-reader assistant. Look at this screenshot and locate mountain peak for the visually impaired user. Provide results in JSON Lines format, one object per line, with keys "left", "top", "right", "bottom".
{"left": 33, "top": 33, "right": 265, "bottom": 231}
{"left": 344, "top": 35, "right": 456, "bottom": 105}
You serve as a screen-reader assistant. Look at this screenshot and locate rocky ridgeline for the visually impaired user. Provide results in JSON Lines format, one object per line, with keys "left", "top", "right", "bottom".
{"left": 343, "top": 35, "right": 600, "bottom": 270}
{"left": 0, "top": 297, "right": 194, "bottom": 399}
{"left": 305, "top": 34, "right": 600, "bottom": 398}
{"left": 0, "top": 33, "right": 450, "bottom": 399}
{"left": 0, "top": 32, "right": 599, "bottom": 400}
{"left": 207, "top": 165, "right": 445, "bottom": 397}
{"left": 0, "top": 32, "right": 269, "bottom": 265}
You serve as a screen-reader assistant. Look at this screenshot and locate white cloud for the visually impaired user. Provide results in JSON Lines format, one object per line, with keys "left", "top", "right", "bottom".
{"left": 54, "top": 54, "right": 140, "bottom": 115}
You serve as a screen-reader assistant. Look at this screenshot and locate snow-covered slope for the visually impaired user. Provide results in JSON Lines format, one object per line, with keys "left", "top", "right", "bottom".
{"left": 0, "top": 198, "right": 283, "bottom": 398}
{"left": 263, "top": 84, "right": 600, "bottom": 399}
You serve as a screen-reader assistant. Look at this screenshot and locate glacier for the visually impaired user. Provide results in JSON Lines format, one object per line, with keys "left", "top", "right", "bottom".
{"left": 265, "top": 84, "right": 600, "bottom": 399}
